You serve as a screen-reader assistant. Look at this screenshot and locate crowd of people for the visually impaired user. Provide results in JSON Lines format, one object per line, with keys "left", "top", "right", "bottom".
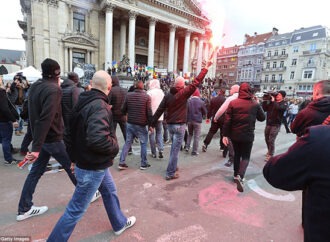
{"left": 1, "top": 54, "right": 330, "bottom": 241}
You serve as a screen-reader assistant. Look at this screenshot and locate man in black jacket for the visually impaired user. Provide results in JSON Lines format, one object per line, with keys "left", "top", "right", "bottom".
{"left": 290, "top": 80, "right": 330, "bottom": 137}
{"left": 0, "top": 80, "right": 19, "bottom": 164}
{"left": 222, "top": 83, "right": 265, "bottom": 192}
{"left": 17, "top": 58, "right": 78, "bottom": 221}
{"left": 262, "top": 90, "right": 288, "bottom": 161}
{"left": 151, "top": 55, "right": 213, "bottom": 180}
{"left": 118, "top": 80, "right": 153, "bottom": 170}
{"left": 61, "top": 71, "right": 84, "bottom": 147}
{"left": 48, "top": 70, "right": 135, "bottom": 241}
{"left": 202, "top": 89, "right": 226, "bottom": 152}
{"left": 108, "top": 75, "right": 132, "bottom": 154}
{"left": 263, "top": 125, "right": 330, "bottom": 242}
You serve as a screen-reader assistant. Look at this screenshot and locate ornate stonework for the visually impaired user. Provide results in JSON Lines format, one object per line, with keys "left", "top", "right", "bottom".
{"left": 62, "top": 33, "right": 96, "bottom": 47}
{"left": 32, "top": 0, "right": 59, "bottom": 7}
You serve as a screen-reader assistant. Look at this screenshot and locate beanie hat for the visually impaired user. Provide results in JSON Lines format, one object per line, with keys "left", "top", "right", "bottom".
{"left": 278, "top": 90, "right": 286, "bottom": 98}
{"left": 41, "top": 58, "right": 61, "bottom": 78}
{"left": 67, "top": 72, "right": 79, "bottom": 83}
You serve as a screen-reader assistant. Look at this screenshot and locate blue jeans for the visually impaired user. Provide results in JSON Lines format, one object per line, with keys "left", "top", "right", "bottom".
{"left": 186, "top": 121, "right": 202, "bottom": 153}
{"left": 47, "top": 167, "right": 127, "bottom": 241}
{"left": 149, "top": 121, "right": 164, "bottom": 155}
{"left": 15, "top": 105, "right": 23, "bottom": 132}
{"left": 0, "top": 121, "right": 14, "bottom": 161}
{"left": 18, "top": 141, "right": 77, "bottom": 213}
{"left": 119, "top": 123, "right": 149, "bottom": 166}
{"left": 167, "top": 124, "right": 186, "bottom": 177}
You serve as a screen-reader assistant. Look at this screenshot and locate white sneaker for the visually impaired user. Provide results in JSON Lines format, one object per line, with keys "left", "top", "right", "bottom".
{"left": 90, "top": 190, "right": 101, "bottom": 203}
{"left": 16, "top": 206, "right": 48, "bottom": 221}
{"left": 114, "top": 216, "right": 136, "bottom": 235}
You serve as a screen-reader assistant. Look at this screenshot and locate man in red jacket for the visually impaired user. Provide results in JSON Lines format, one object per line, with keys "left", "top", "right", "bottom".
{"left": 151, "top": 56, "right": 214, "bottom": 180}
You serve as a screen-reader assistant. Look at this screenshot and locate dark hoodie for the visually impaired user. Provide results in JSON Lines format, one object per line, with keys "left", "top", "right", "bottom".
{"left": 69, "top": 88, "right": 119, "bottom": 170}
{"left": 222, "top": 82, "right": 265, "bottom": 142}
{"left": 108, "top": 76, "right": 127, "bottom": 122}
{"left": 290, "top": 96, "right": 330, "bottom": 137}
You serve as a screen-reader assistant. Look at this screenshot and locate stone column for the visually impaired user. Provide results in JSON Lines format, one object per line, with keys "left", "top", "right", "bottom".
{"left": 64, "top": 46, "right": 68, "bottom": 73}
{"left": 174, "top": 38, "right": 178, "bottom": 73}
{"left": 148, "top": 18, "right": 156, "bottom": 68}
{"left": 87, "top": 50, "right": 91, "bottom": 63}
{"left": 69, "top": 48, "right": 73, "bottom": 71}
{"left": 204, "top": 42, "right": 209, "bottom": 62}
{"left": 183, "top": 30, "right": 191, "bottom": 75}
{"left": 26, "top": 12, "right": 34, "bottom": 66}
{"left": 128, "top": 11, "right": 137, "bottom": 70}
{"left": 168, "top": 24, "right": 176, "bottom": 72}
{"left": 105, "top": 4, "right": 115, "bottom": 70}
{"left": 120, "top": 18, "right": 127, "bottom": 60}
{"left": 197, "top": 36, "right": 204, "bottom": 73}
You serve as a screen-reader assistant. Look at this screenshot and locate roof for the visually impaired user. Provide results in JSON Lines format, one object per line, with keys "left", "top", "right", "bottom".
{"left": 0, "top": 49, "right": 24, "bottom": 64}
{"left": 244, "top": 32, "right": 273, "bottom": 46}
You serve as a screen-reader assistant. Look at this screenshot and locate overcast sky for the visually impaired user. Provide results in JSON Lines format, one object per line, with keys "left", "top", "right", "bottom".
{"left": 1, "top": 0, "right": 330, "bottom": 51}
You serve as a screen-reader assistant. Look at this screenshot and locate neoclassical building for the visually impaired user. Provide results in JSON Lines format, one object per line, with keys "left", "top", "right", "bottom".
{"left": 19, "top": 0, "right": 217, "bottom": 77}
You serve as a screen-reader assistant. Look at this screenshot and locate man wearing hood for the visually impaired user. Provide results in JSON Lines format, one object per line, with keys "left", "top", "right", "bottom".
{"left": 61, "top": 72, "right": 84, "bottom": 147}
{"left": 290, "top": 80, "right": 330, "bottom": 137}
{"left": 147, "top": 78, "right": 165, "bottom": 158}
{"left": 222, "top": 82, "right": 265, "bottom": 192}
{"left": 151, "top": 55, "right": 214, "bottom": 180}
{"left": 48, "top": 70, "right": 135, "bottom": 241}
{"left": 108, "top": 75, "right": 132, "bottom": 154}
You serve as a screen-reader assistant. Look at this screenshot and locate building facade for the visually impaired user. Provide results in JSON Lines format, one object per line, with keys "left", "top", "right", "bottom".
{"left": 19, "top": 0, "right": 217, "bottom": 77}
{"left": 215, "top": 45, "right": 240, "bottom": 87}
{"left": 261, "top": 25, "right": 330, "bottom": 97}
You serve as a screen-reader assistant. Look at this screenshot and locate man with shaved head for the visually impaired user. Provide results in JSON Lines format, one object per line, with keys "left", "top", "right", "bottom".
{"left": 151, "top": 55, "right": 214, "bottom": 180}
{"left": 48, "top": 70, "right": 136, "bottom": 241}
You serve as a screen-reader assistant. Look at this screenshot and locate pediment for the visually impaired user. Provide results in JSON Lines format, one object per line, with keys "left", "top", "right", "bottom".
{"left": 62, "top": 34, "right": 96, "bottom": 47}
{"left": 158, "top": 0, "right": 201, "bottom": 16}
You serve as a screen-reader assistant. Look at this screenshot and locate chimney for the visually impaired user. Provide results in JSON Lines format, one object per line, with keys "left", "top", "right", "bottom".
{"left": 254, "top": 32, "right": 257, "bottom": 37}
{"left": 272, "top": 27, "right": 279, "bottom": 35}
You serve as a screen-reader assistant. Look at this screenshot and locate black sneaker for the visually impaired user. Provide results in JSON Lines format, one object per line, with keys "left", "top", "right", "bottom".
{"left": 224, "top": 160, "right": 233, "bottom": 167}
{"left": 118, "top": 163, "right": 128, "bottom": 170}
{"left": 202, "top": 144, "right": 207, "bottom": 152}
{"left": 4, "top": 158, "right": 19, "bottom": 165}
{"left": 140, "top": 164, "right": 151, "bottom": 170}
{"left": 222, "top": 148, "right": 228, "bottom": 158}
{"left": 159, "top": 152, "right": 163, "bottom": 159}
{"left": 128, "top": 148, "right": 133, "bottom": 155}
{"left": 191, "top": 152, "right": 199, "bottom": 156}
{"left": 151, "top": 154, "right": 156, "bottom": 158}
{"left": 234, "top": 175, "right": 244, "bottom": 192}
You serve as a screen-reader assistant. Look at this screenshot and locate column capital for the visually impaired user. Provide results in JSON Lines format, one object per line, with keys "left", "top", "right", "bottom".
{"left": 185, "top": 30, "right": 192, "bottom": 37}
{"left": 105, "top": 3, "right": 116, "bottom": 13}
{"left": 148, "top": 17, "right": 157, "bottom": 25}
{"left": 129, "top": 11, "right": 138, "bottom": 20}
{"left": 169, "top": 24, "right": 177, "bottom": 32}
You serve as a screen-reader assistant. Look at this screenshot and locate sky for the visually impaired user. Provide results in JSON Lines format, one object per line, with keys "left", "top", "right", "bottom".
{"left": 1, "top": 0, "right": 330, "bottom": 51}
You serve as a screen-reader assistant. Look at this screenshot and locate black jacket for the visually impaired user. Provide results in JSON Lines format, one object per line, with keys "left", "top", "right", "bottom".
{"left": 0, "top": 88, "right": 18, "bottom": 122}
{"left": 263, "top": 125, "right": 330, "bottom": 242}
{"left": 69, "top": 89, "right": 119, "bottom": 170}
{"left": 207, "top": 94, "right": 226, "bottom": 121}
{"left": 28, "top": 78, "right": 64, "bottom": 151}
{"left": 152, "top": 68, "right": 208, "bottom": 126}
{"left": 262, "top": 99, "right": 288, "bottom": 126}
{"left": 290, "top": 96, "right": 330, "bottom": 137}
{"left": 121, "top": 88, "right": 152, "bottom": 126}
{"left": 108, "top": 76, "right": 127, "bottom": 122}
{"left": 223, "top": 83, "right": 265, "bottom": 142}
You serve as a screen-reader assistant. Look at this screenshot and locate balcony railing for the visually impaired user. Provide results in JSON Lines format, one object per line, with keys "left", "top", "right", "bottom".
{"left": 302, "top": 49, "right": 321, "bottom": 55}
{"left": 263, "top": 54, "right": 288, "bottom": 60}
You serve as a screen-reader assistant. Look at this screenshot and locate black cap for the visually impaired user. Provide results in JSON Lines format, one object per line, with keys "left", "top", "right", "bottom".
{"left": 41, "top": 58, "right": 60, "bottom": 78}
